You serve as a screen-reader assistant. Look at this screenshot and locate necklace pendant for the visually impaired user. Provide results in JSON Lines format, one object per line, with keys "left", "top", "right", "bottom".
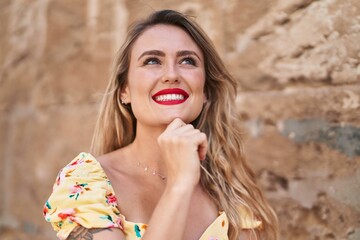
{"left": 131, "top": 145, "right": 166, "bottom": 182}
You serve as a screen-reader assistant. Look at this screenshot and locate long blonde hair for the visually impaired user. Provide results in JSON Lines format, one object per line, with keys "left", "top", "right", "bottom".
{"left": 91, "top": 10, "right": 278, "bottom": 240}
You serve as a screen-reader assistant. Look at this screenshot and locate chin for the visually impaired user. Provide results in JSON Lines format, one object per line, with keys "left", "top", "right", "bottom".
{"left": 164, "top": 115, "right": 199, "bottom": 125}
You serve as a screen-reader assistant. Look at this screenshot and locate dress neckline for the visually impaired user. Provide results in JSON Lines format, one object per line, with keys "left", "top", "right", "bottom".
{"left": 84, "top": 152, "right": 229, "bottom": 239}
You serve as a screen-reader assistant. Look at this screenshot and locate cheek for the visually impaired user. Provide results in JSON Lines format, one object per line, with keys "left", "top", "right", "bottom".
{"left": 127, "top": 71, "right": 157, "bottom": 97}
{"left": 184, "top": 70, "right": 206, "bottom": 90}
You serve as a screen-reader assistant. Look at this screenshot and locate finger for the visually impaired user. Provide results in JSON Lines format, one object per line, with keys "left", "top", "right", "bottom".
{"left": 198, "top": 147, "right": 207, "bottom": 160}
{"left": 166, "top": 118, "right": 186, "bottom": 131}
{"left": 172, "top": 124, "right": 195, "bottom": 135}
{"left": 198, "top": 142, "right": 207, "bottom": 160}
{"left": 192, "top": 132, "right": 207, "bottom": 161}
{"left": 179, "top": 128, "right": 201, "bottom": 138}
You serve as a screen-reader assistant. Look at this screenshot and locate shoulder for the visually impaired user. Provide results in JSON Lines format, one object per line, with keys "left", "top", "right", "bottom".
{"left": 56, "top": 152, "right": 103, "bottom": 181}
{"left": 95, "top": 147, "right": 134, "bottom": 187}
{"left": 95, "top": 148, "right": 129, "bottom": 174}
{"left": 52, "top": 152, "right": 113, "bottom": 200}
{"left": 44, "top": 152, "right": 123, "bottom": 240}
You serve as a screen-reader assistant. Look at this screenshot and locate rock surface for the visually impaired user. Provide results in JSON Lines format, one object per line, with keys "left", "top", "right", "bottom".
{"left": 1, "top": 0, "right": 359, "bottom": 239}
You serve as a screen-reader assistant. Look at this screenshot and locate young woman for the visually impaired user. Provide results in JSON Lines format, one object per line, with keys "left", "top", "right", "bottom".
{"left": 43, "top": 10, "right": 278, "bottom": 240}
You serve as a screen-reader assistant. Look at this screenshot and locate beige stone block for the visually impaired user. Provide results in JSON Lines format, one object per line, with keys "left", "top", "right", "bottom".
{"left": 221, "top": 0, "right": 273, "bottom": 53}
{"left": 239, "top": 85, "right": 360, "bottom": 184}
{"left": 126, "top": 0, "right": 230, "bottom": 54}
{"left": 1, "top": 0, "right": 359, "bottom": 239}
{"left": 270, "top": 193, "right": 359, "bottom": 239}
{"left": 31, "top": 56, "right": 110, "bottom": 107}
{"left": 0, "top": 112, "right": 7, "bottom": 214}
{"left": 239, "top": 85, "right": 360, "bottom": 239}
{"left": 0, "top": 0, "right": 127, "bottom": 111}
{"left": 0, "top": 0, "right": 11, "bottom": 68}
{"left": 2, "top": 104, "right": 97, "bottom": 238}
{"left": 237, "top": 85, "right": 360, "bottom": 126}
{"left": 229, "top": 0, "right": 360, "bottom": 90}
{"left": 0, "top": 0, "right": 50, "bottom": 110}
{"left": 45, "top": 0, "right": 87, "bottom": 55}
{"left": 244, "top": 123, "right": 360, "bottom": 239}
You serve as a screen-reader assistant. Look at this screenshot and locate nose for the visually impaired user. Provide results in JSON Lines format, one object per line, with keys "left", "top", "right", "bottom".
{"left": 161, "top": 64, "right": 179, "bottom": 83}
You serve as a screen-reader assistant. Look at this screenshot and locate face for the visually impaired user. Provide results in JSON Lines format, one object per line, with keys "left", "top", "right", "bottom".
{"left": 122, "top": 24, "right": 206, "bottom": 127}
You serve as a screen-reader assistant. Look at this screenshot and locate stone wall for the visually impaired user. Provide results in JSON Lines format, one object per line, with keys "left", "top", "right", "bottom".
{"left": 0, "top": 0, "right": 359, "bottom": 239}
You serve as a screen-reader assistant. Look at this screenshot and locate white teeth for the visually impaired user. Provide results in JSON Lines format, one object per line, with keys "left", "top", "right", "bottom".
{"left": 155, "top": 94, "right": 185, "bottom": 102}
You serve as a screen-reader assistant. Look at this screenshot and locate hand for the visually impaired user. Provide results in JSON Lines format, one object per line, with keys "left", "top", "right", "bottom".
{"left": 157, "top": 118, "right": 208, "bottom": 186}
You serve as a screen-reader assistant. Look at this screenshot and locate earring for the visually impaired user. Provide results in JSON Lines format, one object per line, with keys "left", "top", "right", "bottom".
{"left": 121, "top": 97, "right": 127, "bottom": 105}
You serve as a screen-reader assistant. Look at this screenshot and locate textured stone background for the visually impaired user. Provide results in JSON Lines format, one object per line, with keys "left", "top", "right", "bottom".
{"left": 1, "top": 0, "right": 359, "bottom": 239}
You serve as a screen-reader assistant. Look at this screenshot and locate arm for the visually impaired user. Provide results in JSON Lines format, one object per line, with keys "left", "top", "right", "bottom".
{"left": 141, "top": 180, "right": 195, "bottom": 240}
{"left": 141, "top": 118, "right": 207, "bottom": 240}
{"left": 67, "top": 226, "right": 125, "bottom": 240}
{"left": 66, "top": 183, "right": 195, "bottom": 240}
{"left": 66, "top": 118, "right": 206, "bottom": 240}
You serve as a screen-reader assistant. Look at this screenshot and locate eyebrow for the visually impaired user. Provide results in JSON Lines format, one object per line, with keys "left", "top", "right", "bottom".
{"left": 176, "top": 50, "right": 201, "bottom": 61}
{"left": 137, "top": 50, "right": 202, "bottom": 61}
{"left": 138, "top": 50, "right": 165, "bottom": 60}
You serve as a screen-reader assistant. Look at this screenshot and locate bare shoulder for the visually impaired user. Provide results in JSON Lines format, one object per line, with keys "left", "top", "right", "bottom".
{"left": 67, "top": 226, "right": 124, "bottom": 240}
{"left": 96, "top": 148, "right": 130, "bottom": 173}
{"left": 95, "top": 147, "right": 139, "bottom": 214}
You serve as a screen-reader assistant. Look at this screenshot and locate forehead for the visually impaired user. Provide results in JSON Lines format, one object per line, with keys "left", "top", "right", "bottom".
{"left": 131, "top": 24, "right": 203, "bottom": 58}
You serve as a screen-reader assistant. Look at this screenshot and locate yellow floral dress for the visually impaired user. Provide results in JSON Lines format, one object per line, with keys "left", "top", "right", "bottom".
{"left": 43, "top": 153, "right": 261, "bottom": 240}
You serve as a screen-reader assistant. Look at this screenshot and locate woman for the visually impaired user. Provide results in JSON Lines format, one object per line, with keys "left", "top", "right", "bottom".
{"left": 43, "top": 10, "right": 278, "bottom": 240}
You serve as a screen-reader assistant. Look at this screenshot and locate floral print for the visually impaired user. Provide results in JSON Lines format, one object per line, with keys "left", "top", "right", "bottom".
{"left": 43, "top": 153, "right": 258, "bottom": 240}
{"left": 43, "top": 153, "right": 123, "bottom": 240}
{"left": 57, "top": 208, "right": 77, "bottom": 222}
{"left": 134, "top": 224, "right": 142, "bottom": 238}
{"left": 69, "top": 183, "right": 91, "bottom": 200}
{"left": 106, "top": 192, "right": 117, "bottom": 205}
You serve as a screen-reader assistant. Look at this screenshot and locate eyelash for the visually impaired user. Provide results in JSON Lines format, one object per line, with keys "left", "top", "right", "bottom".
{"left": 142, "top": 56, "right": 197, "bottom": 66}
{"left": 143, "top": 57, "right": 160, "bottom": 65}
{"left": 181, "top": 56, "right": 197, "bottom": 66}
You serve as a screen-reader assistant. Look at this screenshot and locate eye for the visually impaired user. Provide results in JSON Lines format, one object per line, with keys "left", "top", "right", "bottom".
{"left": 180, "top": 56, "right": 197, "bottom": 66}
{"left": 143, "top": 57, "right": 161, "bottom": 65}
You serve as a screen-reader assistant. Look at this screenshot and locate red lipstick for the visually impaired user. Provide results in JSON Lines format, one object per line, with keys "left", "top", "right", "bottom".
{"left": 152, "top": 88, "right": 189, "bottom": 105}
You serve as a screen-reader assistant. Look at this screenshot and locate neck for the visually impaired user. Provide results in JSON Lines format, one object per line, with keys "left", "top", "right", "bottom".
{"left": 130, "top": 123, "right": 167, "bottom": 176}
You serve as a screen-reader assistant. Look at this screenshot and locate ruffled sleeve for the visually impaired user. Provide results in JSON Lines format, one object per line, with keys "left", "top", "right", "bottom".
{"left": 43, "top": 152, "right": 123, "bottom": 240}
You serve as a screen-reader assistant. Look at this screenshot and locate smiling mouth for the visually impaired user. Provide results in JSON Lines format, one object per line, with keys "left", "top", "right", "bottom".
{"left": 155, "top": 94, "right": 185, "bottom": 102}
{"left": 152, "top": 88, "right": 189, "bottom": 105}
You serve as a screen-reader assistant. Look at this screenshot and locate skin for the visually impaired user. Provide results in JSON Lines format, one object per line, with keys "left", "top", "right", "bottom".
{"left": 67, "top": 24, "right": 253, "bottom": 239}
{"left": 123, "top": 24, "right": 206, "bottom": 129}
{"left": 67, "top": 227, "right": 114, "bottom": 240}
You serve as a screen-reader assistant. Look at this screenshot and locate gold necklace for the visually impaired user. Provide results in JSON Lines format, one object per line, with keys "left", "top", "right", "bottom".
{"left": 130, "top": 145, "right": 167, "bottom": 181}
{"left": 136, "top": 161, "right": 167, "bottom": 181}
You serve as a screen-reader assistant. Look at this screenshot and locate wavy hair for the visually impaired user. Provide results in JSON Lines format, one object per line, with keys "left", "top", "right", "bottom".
{"left": 91, "top": 9, "right": 278, "bottom": 240}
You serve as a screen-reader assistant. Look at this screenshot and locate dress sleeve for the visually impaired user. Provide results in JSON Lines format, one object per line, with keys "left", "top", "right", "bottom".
{"left": 43, "top": 152, "right": 123, "bottom": 240}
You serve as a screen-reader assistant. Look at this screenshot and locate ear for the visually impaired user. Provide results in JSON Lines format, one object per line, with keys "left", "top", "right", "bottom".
{"left": 120, "top": 85, "right": 131, "bottom": 104}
